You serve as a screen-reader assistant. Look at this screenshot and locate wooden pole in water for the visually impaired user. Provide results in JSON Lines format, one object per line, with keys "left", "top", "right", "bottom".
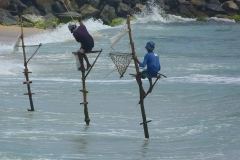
{"left": 20, "top": 15, "right": 35, "bottom": 111}
{"left": 80, "top": 70, "right": 90, "bottom": 125}
{"left": 73, "top": 50, "right": 102, "bottom": 125}
{"left": 127, "top": 15, "right": 149, "bottom": 138}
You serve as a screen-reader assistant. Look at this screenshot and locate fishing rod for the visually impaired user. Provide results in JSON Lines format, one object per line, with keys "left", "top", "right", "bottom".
{"left": 60, "top": 0, "right": 74, "bottom": 21}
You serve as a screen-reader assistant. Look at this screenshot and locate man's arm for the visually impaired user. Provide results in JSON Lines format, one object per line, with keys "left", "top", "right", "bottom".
{"left": 133, "top": 56, "right": 141, "bottom": 65}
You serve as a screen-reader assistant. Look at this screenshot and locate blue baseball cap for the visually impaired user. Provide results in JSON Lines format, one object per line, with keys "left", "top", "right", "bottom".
{"left": 145, "top": 41, "right": 155, "bottom": 51}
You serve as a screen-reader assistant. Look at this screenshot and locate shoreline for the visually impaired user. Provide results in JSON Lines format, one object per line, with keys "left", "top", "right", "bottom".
{"left": 0, "top": 25, "right": 46, "bottom": 44}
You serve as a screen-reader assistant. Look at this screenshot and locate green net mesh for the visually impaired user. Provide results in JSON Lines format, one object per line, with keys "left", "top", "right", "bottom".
{"left": 109, "top": 52, "right": 132, "bottom": 78}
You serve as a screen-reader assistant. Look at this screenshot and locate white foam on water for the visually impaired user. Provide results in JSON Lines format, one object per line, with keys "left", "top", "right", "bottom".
{"left": 133, "top": 0, "right": 196, "bottom": 23}
{"left": 29, "top": 77, "right": 135, "bottom": 84}
{"left": 0, "top": 43, "right": 14, "bottom": 55}
{"left": 208, "top": 17, "right": 235, "bottom": 23}
{"left": 24, "top": 18, "right": 112, "bottom": 45}
{"left": 0, "top": 59, "right": 23, "bottom": 76}
{"left": 133, "top": 0, "right": 236, "bottom": 24}
{"left": 167, "top": 74, "right": 240, "bottom": 84}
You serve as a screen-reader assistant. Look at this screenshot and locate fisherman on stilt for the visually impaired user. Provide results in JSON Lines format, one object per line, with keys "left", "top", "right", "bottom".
{"left": 68, "top": 15, "right": 94, "bottom": 71}
{"left": 133, "top": 41, "right": 161, "bottom": 97}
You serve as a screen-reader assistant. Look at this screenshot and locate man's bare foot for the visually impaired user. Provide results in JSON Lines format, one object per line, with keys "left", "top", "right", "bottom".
{"left": 86, "top": 64, "right": 92, "bottom": 70}
{"left": 78, "top": 66, "right": 85, "bottom": 71}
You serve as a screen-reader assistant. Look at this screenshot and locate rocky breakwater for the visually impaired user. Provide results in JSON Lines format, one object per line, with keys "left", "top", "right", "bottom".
{"left": 159, "top": 0, "right": 240, "bottom": 20}
{"left": 0, "top": 0, "right": 240, "bottom": 29}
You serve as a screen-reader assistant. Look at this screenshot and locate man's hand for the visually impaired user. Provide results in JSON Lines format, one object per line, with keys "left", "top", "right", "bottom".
{"left": 133, "top": 56, "right": 139, "bottom": 63}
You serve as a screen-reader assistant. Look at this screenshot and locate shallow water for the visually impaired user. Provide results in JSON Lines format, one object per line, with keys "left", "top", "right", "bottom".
{"left": 0, "top": 9, "right": 240, "bottom": 160}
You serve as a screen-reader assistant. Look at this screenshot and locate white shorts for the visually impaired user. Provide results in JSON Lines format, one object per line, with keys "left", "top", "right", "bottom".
{"left": 78, "top": 48, "right": 84, "bottom": 54}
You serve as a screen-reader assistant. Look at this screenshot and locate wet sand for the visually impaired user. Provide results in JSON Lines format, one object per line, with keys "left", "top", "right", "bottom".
{"left": 0, "top": 25, "right": 45, "bottom": 43}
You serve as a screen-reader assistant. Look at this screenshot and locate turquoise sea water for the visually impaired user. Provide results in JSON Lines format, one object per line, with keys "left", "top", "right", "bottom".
{"left": 0, "top": 9, "right": 240, "bottom": 159}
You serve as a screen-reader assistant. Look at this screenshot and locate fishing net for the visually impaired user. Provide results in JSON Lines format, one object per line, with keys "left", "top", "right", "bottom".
{"left": 109, "top": 52, "right": 132, "bottom": 78}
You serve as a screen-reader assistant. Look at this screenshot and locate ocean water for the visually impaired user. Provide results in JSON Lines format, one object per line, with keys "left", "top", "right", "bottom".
{"left": 0, "top": 7, "right": 240, "bottom": 160}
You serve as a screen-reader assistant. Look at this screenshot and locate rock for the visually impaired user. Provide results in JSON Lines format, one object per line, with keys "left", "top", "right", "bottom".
{"left": 69, "top": 0, "right": 79, "bottom": 11}
{"left": 23, "top": 6, "right": 41, "bottom": 16}
{"left": 36, "top": 0, "right": 55, "bottom": 5}
{"left": 44, "top": 13, "right": 58, "bottom": 29}
{"left": 75, "top": 0, "right": 88, "bottom": 8}
{"left": 8, "top": 0, "right": 28, "bottom": 14}
{"left": 206, "top": 3, "right": 226, "bottom": 13}
{"left": 133, "top": 3, "right": 146, "bottom": 13}
{"left": 19, "top": 0, "right": 33, "bottom": 7}
{"left": 22, "top": 14, "right": 44, "bottom": 23}
{"left": 44, "top": 12, "right": 57, "bottom": 21}
{"left": 58, "top": 0, "right": 78, "bottom": 11}
{"left": 179, "top": 0, "right": 191, "bottom": 5}
{"left": 100, "top": 4, "right": 118, "bottom": 24}
{"left": 106, "top": 0, "right": 122, "bottom": 8}
{"left": 222, "top": 1, "right": 239, "bottom": 13}
{"left": 116, "top": 2, "right": 132, "bottom": 17}
{"left": 179, "top": 4, "right": 195, "bottom": 17}
{"left": 164, "top": 0, "right": 179, "bottom": 9}
{"left": 51, "top": 1, "right": 65, "bottom": 13}
{"left": 205, "top": 0, "right": 220, "bottom": 4}
{"left": 122, "top": 0, "right": 138, "bottom": 7}
{"left": 191, "top": 0, "right": 207, "bottom": 10}
{"left": 87, "top": 0, "right": 101, "bottom": 9}
{"left": 234, "top": 0, "right": 240, "bottom": 8}
{"left": 55, "top": 11, "right": 81, "bottom": 22}
{"left": 0, "top": 8, "right": 18, "bottom": 25}
{"left": 78, "top": 4, "right": 100, "bottom": 19}
{"left": 0, "top": 0, "right": 10, "bottom": 9}
{"left": 41, "top": 3, "right": 53, "bottom": 15}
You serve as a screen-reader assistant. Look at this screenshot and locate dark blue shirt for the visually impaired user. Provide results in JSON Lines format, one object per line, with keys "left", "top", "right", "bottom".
{"left": 139, "top": 52, "right": 161, "bottom": 77}
{"left": 73, "top": 24, "right": 94, "bottom": 51}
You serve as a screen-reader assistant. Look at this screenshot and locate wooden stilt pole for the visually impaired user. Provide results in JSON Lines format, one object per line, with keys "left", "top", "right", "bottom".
{"left": 127, "top": 15, "right": 150, "bottom": 138}
{"left": 80, "top": 70, "right": 90, "bottom": 125}
{"left": 76, "top": 49, "right": 102, "bottom": 125}
{"left": 20, "top": 15, "right": 35, "bottom": 111}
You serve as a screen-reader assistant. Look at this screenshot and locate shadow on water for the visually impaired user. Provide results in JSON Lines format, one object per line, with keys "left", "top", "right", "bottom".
{"left": 140, "top": 139, "right": 150, "bottom": 159}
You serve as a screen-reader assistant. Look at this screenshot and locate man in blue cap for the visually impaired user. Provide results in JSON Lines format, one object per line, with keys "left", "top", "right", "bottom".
{"left": 133, "top": 41, "right": 161, "bottom": 97}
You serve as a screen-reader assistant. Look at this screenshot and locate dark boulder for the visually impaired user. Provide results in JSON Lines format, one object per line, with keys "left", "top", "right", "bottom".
{"left": 116, "top": 2, "right": 132, "bottom": 17}
{"left": 222, "top": 1, "right": 240, "bottom": 13}
{"left": 191, "top": 0, "right": 207, "bottom": 10}
{"left": 206, "top": 3, "right": 226, "bottom": 13}
{"left": 8, "top": 0, "right": 28, "bottom": 14}
{"left": 22, "top": 6, "right": 41, "bottom": 16}
{"left": 0, "top": 8, "right": 18, "bottom": 25}
{"left": 52, "top": 1, "right": 65, "bottom": 13}
{"left": 179, "top": 4, "right": 195, "bottom": 17}
{"left": 87, "top": 0, "right": 101, "bottom": 9}
{"left": 0, "top": 0, "right": 10, "bottom": 9}
{"left": 55, "top": 11, "right": 81, "bottom": 23}
{"left": 164, "top": 0, "right": 179, "bottom": 9}
{"left": 106, "top": 0, "right": 122, "bottom": 8}
{"left": 100, "top": 4, "right": 118, "bottom": 24}
{"left": 235, "top": 0, "right": 240, "bottom": 8}
{"left": 77, "top": 4, "right": 100, "bottom": 19}
{"left": 75, "top": 0, "right": 88, "bottom": 8}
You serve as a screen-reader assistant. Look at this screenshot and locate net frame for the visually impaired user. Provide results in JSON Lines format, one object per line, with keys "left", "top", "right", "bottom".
{"left": 109, "top": 52, "right": 133, "bottom": 78}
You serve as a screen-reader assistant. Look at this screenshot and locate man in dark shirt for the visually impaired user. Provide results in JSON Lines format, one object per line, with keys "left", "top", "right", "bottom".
{"left": 68, "top": 16, "right": 94, "bottom": 71}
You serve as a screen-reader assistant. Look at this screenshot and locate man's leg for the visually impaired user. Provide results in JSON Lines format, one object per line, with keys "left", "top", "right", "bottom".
{"left": 136, "top": 72, "right": 146, "bottom": 97}
{"left": 77, "top": 49, "right": 85, "bottom": 71}
{"left": 147, "top": 77, "right": 153, "bottom": 93}
{"left": 82, "top": 53, "right": 92, "bottom": 70}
